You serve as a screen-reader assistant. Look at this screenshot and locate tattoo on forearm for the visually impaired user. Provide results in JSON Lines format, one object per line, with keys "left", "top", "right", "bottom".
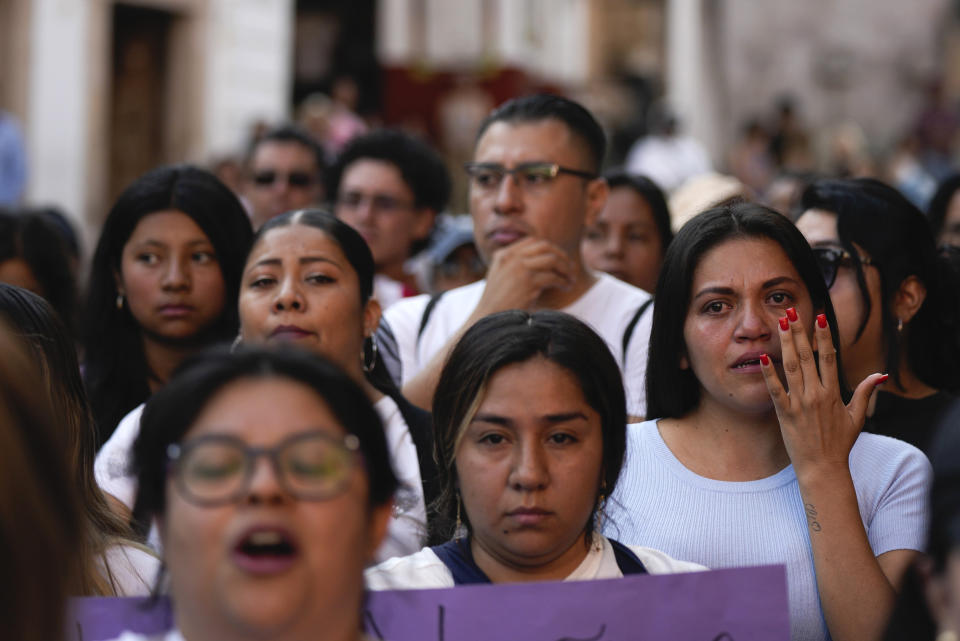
{"left": 805, "top": 503, "right": 822, "bottom": 533}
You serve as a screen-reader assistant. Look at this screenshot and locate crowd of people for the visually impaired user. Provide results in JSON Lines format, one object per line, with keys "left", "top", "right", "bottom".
{"left": 2, "top": 91, "right": 960, "bottom": 641}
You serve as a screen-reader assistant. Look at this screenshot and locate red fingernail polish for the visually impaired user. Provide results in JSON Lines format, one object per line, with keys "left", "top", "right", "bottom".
{"left": 786, "top": 307, "right": 798, "bottom": 322}
{"left": 779, "top": 317, "right": 789, "bottom": 331}
{"left": 759, "top": 353, "right": 770, "bottom": 366}
{"left": 817, "top": 314, "right": 827, "bottom": 329}
{"left": 875, "top": 374, "right": 889, "bottom": 386}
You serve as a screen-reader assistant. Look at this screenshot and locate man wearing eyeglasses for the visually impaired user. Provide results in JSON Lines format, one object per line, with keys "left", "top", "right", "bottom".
{"left": 329, "top": 129, "right": 451, "bottom": 308}
{"left": 378, "top": 94, "right": 654, "bottom": 421}
{"left": 242, "top": 125, "right": 326, "bottom": 230}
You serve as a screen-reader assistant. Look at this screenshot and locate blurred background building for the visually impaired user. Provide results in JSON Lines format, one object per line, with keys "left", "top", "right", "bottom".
{"left": 3, "top": 0, "right": 960, "bottom": 244}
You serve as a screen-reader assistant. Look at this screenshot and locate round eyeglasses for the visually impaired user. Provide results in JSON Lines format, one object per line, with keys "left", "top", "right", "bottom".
{"left": 166, "top": 431, "right": 361, "bottom": 507}
{"left": 812, "top": 247, "right": 876, "bottom": 289}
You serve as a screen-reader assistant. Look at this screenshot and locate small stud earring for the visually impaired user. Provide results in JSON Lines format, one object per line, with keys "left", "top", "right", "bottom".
{"left": 897, "top": 317, "right": 904, "bottom": 333}
{"left": 115, "top": 293, "right": 124, "bottom": 310}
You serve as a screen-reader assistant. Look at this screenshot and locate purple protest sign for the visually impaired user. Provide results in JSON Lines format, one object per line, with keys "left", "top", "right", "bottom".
{"left": 69, "top": 565, "right": 788, "bottom": 641}
{"left": 68, "top": 597, "right": 173, "bottom": 641}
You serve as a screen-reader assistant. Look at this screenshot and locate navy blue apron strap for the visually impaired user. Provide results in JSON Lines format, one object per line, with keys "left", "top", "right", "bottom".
{"left": 608, "top": 538, "right": 648, "bottom": 575}
{"left": 430, "top": 539, "right": 492, "bottom": 585}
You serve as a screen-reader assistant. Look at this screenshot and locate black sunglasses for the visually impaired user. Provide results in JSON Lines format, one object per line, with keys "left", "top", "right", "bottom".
{"left": 812, "top": 247, "right": 875, "bottom": 289}
{"left": 252, "top": 170, "right": 314, "bottom": 188}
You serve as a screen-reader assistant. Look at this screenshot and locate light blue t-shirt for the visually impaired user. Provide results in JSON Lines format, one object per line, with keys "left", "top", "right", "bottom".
{"left": 604, "top": 420, "right": 931, "bottom": 641}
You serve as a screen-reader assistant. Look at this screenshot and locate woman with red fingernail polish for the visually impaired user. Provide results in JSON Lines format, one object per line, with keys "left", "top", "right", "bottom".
{"left": 608, "top": 202, "right": 930, "bottom": 641}
{"left": 798, "top": 178, "right": 960, "bottom": 457}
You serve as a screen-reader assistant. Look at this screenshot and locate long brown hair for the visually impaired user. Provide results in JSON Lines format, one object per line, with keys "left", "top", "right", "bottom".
{"left": 0, "top": 284, "right": 151, "bottom": 595}
{"left": 0, "top": 321, "right": 81, "bottom": 641}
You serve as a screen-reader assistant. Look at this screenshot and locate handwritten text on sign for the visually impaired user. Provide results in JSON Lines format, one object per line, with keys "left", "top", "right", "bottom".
{"left": 69, "top": 565, "right": 788, "bottom": 641}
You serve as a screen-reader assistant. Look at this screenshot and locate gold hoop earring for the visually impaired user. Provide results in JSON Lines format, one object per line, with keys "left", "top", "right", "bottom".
{"left": 116, "top": 293, "right": 124, "bottom": 310}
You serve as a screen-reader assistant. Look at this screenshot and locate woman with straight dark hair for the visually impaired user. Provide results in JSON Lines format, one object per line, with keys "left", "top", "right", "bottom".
{"left": 109, "top": 347, "right": 396, "bottom": 641}
{"left": 98, "top": 209, "right": 435, "bottom": 560}
{"left": 581, "top": 169, "right": 673, "bottom": 293}
{"left": 366, "top": 310, "right": 702, "bottom": 589}
{"left": 797, "top": 177, "right": 960, "bottom": 454}
{"left": 607, "top": 202, "right": 930, "bottom": 641}
{"left": 0, "top": 284, "right": 157, "bottom": 594}
{"left": 83, "top": 164, "right": 253, "bottom": 448}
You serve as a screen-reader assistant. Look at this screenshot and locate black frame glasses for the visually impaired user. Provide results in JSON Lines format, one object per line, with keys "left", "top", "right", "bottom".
{"left": 252, "top": 170, "right": 315, "bottom": 188}
{"left": 166, "top": 430, "right": 361, "bottom": 507}
{"left": 812, "top": 247, "right": 876, "bottom": 289}
{"left": 463, "top": 162, "right": 597, "bottom": 189}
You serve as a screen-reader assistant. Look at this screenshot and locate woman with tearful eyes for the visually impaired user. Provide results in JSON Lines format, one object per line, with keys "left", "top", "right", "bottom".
{"left": 108, "top": 347, "right": 395, "bottom": 641}
{"left": 605, "top": 202, "right": 931, "bottom": 641}
{"left": 84, "top": 165, "right": 253, "bottom": 450}
{"left": 797, "top": 178, "right": 960, "bottom": 455}
{"left": 365, "top": 310, "right": 703, "bottom": 589}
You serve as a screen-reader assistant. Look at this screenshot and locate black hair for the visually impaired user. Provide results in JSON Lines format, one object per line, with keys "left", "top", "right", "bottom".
{"left": 475, "top": 94, "right": 607, "bottom": 173}
{"left": 328, "top": 129, "right": 451, "bottom": 216}
{"left": 602, "top": 169, "right": 674, "bottom": 253}
{"left": 800, "top": 178, "right": 960, "bottom": 392}
{"left": 926, "top": 173, "right": 960, "bottom": 243}
{"left": 0, "top": 208, "right": 78, "bottom": 332}
{"left": 883, "top": 416, "right": 960, "bottom": 640}
{"left": 647, "top": 202, "right": 845, "bottom": 419}
{"left": 82, "top": 164, "right": 254, "bottom": 446}
{"left": 245, "top": 124, "right": 326, "bottom": 175}
{"left": 428, "top": 310, "right": 626, "bottom": 546}
{"left": 132, "top": 345, "right": 398, "bottom": 525}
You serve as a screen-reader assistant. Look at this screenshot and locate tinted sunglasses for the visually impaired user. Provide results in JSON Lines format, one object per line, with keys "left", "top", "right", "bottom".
{"left": 252, "top": 170, "right": 314, "bottom": 188}
{"left": 812, "top": 247, "right": 875, "bottom": 289}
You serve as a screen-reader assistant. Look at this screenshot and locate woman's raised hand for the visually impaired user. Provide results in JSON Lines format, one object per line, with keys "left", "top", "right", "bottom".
{"left": 759, "top": 308, "right": 887, "bottom": 476}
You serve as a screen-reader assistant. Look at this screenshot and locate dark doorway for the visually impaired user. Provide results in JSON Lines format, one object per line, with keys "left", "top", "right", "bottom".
{"left": 293, "top": 0, "right": 379, "bottom": 117}
{"left": 109, "top": 4, "right": 173, "bottom": 202}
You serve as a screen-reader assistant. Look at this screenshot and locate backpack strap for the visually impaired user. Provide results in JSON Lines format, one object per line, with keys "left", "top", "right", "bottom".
{"left": 430, "top": 539, "right": 492, "bottom": 585}
{"left": 609, "top": 538, "right": 649, "bottom": 575}
{"left": 621, "top": 298, "right": 653, "bottom": 368}
{"left": 417, "top": 292, "right": 448, "bottom": 345}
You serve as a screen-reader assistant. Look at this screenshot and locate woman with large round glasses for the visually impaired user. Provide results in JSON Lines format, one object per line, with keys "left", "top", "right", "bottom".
{"left": 796, "top": 178, "right": 960, "bottom": 454}
{"left": 108, "top": 346, "right": 395, "bottom": 641}
{"left": 607, "top": 202, "right": 929, "bottom": 641}
{"left": 366, "top": 310, "right": 702, "bottom": 589}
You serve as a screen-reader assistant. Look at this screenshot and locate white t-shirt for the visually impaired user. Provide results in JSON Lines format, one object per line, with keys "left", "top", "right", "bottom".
{"left": 364, "top": 533, "right": 705, "bottom": 590}
{"left": 95, "top": 397, "right": 428, "bottom": 562}
{"left": 380, "top": 273, "right": 653, "bottom": 418}
{"left": 605, "top": 420, "right": 932, "bottom": 641}
{"left": 99, "top": 543, "right": 161, "bottom": 596}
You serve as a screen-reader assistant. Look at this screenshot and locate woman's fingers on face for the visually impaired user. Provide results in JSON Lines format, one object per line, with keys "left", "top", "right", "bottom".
{"left": 814, "top": 313, "right": 839, "bottom": 390}
{"left": 759, "top": 351, "right": 789, "bottom": 410}
{"left": 778, "top": 311, "right": 804, "bottom": 396}
{"left": 786, "top": 308, "right": 818, "bottom": 386}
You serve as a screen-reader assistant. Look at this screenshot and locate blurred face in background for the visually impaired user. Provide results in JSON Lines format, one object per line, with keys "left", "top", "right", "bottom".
{"left": 582, "top": 185, "right": 665, "bottom": 293}
{"left": 335, "top": 159, "right": 434, "bottom": 277}
{"left": 244, "top": 142, "right": 323, "bottom": 229}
